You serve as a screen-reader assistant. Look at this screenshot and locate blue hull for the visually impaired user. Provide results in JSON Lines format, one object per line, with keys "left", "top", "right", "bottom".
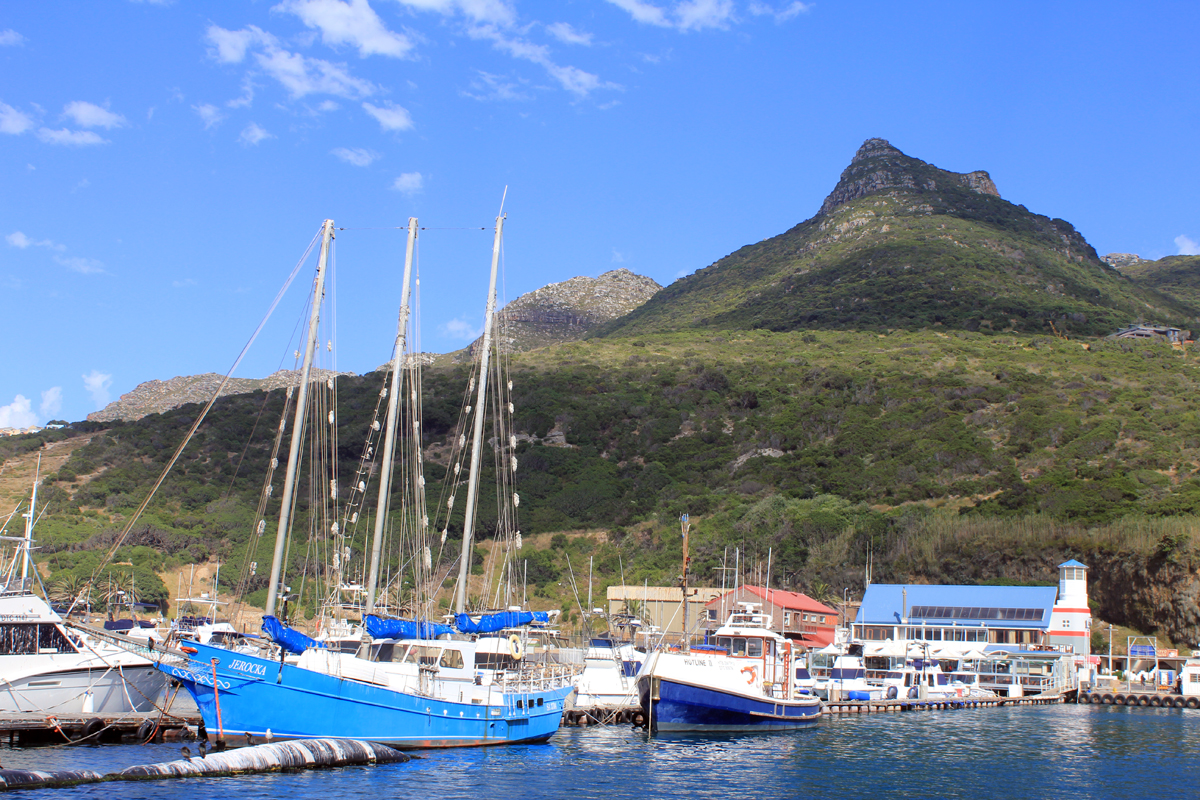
{"left": 159, "top": 641, "right": 573, "bottom": 748}
{"left": 638, "top": 675, "right": 822, "bottom": 732}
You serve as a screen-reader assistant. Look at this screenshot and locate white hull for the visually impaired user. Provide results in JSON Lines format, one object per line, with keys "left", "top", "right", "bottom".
{"left": 0, "top": 662, "right": 165, "bottom": 713}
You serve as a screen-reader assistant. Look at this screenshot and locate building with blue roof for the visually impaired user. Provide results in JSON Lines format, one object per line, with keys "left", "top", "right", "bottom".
{"left": 852, "top": 561, "right": 1091, "bottom": 657}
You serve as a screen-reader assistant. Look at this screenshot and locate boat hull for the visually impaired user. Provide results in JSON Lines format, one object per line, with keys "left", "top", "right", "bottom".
{"left": 638, "top": 675, "right": 822, "bottom": 731}
{"left": 0, "top": 663, "right": 166, "bottom": 714}
{"left": 637, "top": 651, "right": 822, "bottom": 732}
{"left": 158, "top": 641, "right": 573, "bottom": 748}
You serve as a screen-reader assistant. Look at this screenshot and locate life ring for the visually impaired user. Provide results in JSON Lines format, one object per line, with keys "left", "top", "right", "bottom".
{"left": 508, "top": 634, "right": 523, "bottom": 660}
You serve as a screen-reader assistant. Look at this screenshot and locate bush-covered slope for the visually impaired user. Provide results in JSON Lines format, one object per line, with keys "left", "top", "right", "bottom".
{"left": 597, "top": 139, "right": 1197, "bottom": 339}
{"left": 1119, "top": 255, "right": 1200, "bottom": 310}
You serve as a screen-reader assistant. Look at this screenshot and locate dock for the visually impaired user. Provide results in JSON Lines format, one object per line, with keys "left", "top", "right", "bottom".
{"left": 0, "top": 711, "right": 201, "bottom": 746}
{"left": 822, "top": 693, "right": 1066, "bottom": 715}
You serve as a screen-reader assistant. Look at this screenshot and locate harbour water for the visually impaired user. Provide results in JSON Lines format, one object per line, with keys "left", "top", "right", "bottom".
{"left": 3, "top": 705, "right": 1197, "bottom": 798}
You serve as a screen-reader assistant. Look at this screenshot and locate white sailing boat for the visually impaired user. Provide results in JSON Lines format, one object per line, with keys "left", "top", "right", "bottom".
{"left": 0, "top": 461, "right": 167, "bottom": 713}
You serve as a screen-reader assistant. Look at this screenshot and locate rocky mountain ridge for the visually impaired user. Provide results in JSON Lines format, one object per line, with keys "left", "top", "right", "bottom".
{"left": 88, "top": 268, "right": 663, "bottom": 422}
{"left": 463, "top": 268, "right": 661, "bottom": 358}
{"left": 86, "top": 369, "right": 350, "bottom": 423}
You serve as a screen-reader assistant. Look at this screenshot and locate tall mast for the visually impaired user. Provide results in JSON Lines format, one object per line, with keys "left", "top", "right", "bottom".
{"left": 680, "top": 513, "right": 690, "bottom": 653}
{"left": 21, "top": 454, "right": 40, "bottom": 583}
{"left": 364, "top": 217, "right": 419, "bottom": 616}
{"left": 454, "top": 199, "right": 506, "bottom": 615}
{"left": 265, "top": 219, "right": 333, "bottom": 617}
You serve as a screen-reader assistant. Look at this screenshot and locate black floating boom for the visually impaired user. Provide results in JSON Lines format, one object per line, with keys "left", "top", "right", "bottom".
{"left": 0, "top": 738, "right": 411, "bottom": 791}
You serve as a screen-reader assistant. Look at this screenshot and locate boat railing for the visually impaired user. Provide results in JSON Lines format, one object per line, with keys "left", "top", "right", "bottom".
{"left": 495, "top": 662, "right": 578, "bottom": 693}
{"left": 64, "top": 619, "right": 163, "bottom": 660}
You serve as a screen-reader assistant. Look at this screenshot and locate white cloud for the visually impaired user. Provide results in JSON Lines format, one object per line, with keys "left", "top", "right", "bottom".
{"left": 40, "top": 387, "right": 63, "bottom": 420}
{"left": 607, "top": 0, "right": 736, "bottom": 30}
{"left": 193, "top": 103, "right": 225, "bottom": 129}
{"left": 82, "top": 371, "right": 113, "bottom": 409}
{"left": 6, "top": 231, "right": 65, "bottom": 251}
{"left": 36, "top": 128, "right": 109, "bottom": 146}
{"left": 469, "top": 25, "right": 619, "bottom": 97}
{"left": 63, "top": 101, "right": 128, "bottom": 129}
{"left": 362, "top": 101, "right": 414, "bottom": 130}
{"left": 0, "top": 396, "right": 38, "bottom": 429}
{"left": 750, "top": 1, "right": 812, "bottom": 21}
{"left": 439, "top": 316, "right": 482, "bottom": 340}
{"left": 172, "top": 278, "right": 198, "bottom": 288}
{"left": 277, "top": 0, "right": 415, "bottom": 58}
{"left": 332, "top": 146, "right": 379, "bottom": 166}
{"left": 55, "top": 255, "right": 106, "bottom": 275}
{"left": 316, "top": 99, "right": 340, "bottom": 112}
{"left": 0, "top": 29, "right": 24, "bottom": 46}
{"left": 205, "top": 24, "right": 274, "bottom": 63}
{"left": 255, "top": 46, "right": 378, "bottom": 98}
{"left": 546, "top": 22, "right": 593, "bottom": 46}
{"left": 227, "top": 78, "right": 256, "bottom": 108}
{"left": 462, "top": 71, "right": 531, "bottom": 102}
{"left": 398, "top": 0, "right": 516, "bottom": 27}
{"left": 390, "top": 172, "right": 424, "bottom": 194}
{"left": 239, "top": 122, "right": 275, "bottom": 145}
{"left": 1177, "top": 235, "right": 1200, "bottom": 256}
{"left": 606, "top": 0, "right": 670, "bottom": 26}
{"left": 611, "top": 248, "right": 625, "bottom": 263}
{"left": 0, "top": 102, "right": 35, "bottom": 135}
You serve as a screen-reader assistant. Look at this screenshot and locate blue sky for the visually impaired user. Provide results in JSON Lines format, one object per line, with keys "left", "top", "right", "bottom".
{"left": 2, "top": 1, "right": 1197, "bottom": 426}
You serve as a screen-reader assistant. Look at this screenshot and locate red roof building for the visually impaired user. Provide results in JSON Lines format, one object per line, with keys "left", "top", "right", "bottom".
{"left": 704, "top": 586, "right": 838, "bottom": 650}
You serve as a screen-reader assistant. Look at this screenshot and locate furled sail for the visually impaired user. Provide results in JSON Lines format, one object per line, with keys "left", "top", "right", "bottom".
{"left": 262, "top": 615, "right": 325, "bottom": 655}
{"left": 363, "top": 615, "right": 455, "bottom": 640}
{"left": 454, "top": 610, "right": 549, "bottom": 634}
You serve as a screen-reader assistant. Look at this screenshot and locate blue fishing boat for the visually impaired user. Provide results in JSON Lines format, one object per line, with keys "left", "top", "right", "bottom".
{"left": 153, "top": 210, "right": 576, "bottom": 746}
{"left": 637, "top": 603, "right": 822, "bottom": 731}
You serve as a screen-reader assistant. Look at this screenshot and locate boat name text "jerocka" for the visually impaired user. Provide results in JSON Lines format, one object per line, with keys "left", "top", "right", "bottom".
{"left": 229, "top": 659, "right": 268, "bottom": 677}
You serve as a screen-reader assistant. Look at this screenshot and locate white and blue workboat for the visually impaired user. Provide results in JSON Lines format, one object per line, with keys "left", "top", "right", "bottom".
{"left": 636, "top": 603, "right": 822, "bottom": 731}
{"left": 148, "top": 211, "right": 577, "bottom": 748}
{"left": 156, "top": 612, "right": 574, "bottom": 748}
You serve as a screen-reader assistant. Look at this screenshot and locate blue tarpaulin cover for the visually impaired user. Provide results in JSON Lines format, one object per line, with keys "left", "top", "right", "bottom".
{"left": 363, "top": 615, "right": 455, "bottom": 640}
{"left": 262, "top": 615, "right": 325, "bottom": 655}
{"left": 454, "top": 610, "right": 548, "bottom": 633}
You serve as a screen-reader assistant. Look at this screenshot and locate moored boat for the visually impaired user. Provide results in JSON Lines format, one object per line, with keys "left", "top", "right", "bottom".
{"left": 636, "top": 602, "right": 822, "bottom": 731}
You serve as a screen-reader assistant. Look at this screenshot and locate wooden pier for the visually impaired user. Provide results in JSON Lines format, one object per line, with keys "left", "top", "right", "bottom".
{"left": 822, "top": 693, "right": 1066, "bottom": 715}
{"left": 0, "top": 711, "right": 200, "bottom": 746}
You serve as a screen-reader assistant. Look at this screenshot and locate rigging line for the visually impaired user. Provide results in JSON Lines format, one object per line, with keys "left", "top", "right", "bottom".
{"left": 334, "top": 227, "right": 490, "bottom": 231}
{"left": 76, "top": 227, "right": 324, "bottom": 608}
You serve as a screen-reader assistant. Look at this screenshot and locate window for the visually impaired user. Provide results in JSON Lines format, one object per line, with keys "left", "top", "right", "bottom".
{"left": 708, "top": 609, "right": 718, "bottom": 621}
{"left": 783, "top": 612, "right": 792, "bottom": 626}
{"left": 746, "top": 639, "right": 763, "bottom": 657}
{"left": 440, "top": 649, "right": 465, "bottom": 669}
{"left": 404, "top": 646, "right": 442, "bottom": 666}
{"left": 0, "top": 624, "right": 77, "bottom": 656}
{"left": 1062, "top": 620, "right": 1071, "bottom": 629}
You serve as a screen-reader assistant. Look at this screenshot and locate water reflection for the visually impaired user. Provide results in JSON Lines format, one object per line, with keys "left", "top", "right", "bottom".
{"left": 3, "top": 705, "right": 1198, "bottom": 799}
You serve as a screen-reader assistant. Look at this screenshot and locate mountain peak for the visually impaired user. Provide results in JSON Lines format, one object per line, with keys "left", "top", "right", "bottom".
{"left": 820, "top": 138, "right": 1000, "bottom": 217}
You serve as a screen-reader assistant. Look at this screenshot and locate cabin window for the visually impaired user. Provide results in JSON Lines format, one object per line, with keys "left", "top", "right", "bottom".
{"left": 728, "top": 638, "right": 746, "bottom": 656}
{"left": 404, "top": 646, "right": 442, "bottom": 666}
{"left": 371, "top": 643, "right": 396, "bottom": 663}
{"left": 440, "top": 649, "right": 465, "bottom": 669}
{"left": 746, "top": 639, "right": 763, "bottom": 657}
{"left": 716, "top": 637, "right": 732, "bottom": 650}
{"left": 0, "top": 624, "right": 76, "bottom": 656}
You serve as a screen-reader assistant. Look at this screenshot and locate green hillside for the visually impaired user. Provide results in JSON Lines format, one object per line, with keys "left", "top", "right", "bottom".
{"left": 597, "top": 139, "right": 1197, "bottom": 339}
{"left": 18, "top": 328, "right": 1200, "bottom": 641}
{"left": 1120, "top": 255, "right": 1200, "bottom": 311}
